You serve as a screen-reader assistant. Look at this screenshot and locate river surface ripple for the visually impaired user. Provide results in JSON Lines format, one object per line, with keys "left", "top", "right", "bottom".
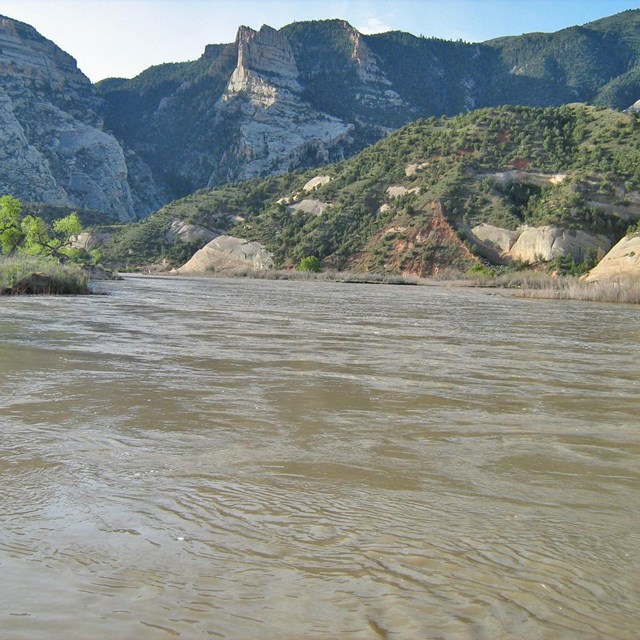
{"left": 1, "top": 276, "right": 638, "bottom": 639}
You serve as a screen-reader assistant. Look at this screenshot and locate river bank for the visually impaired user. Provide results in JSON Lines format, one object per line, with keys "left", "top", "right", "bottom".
{"left": 462, "top": 271, "right": 640, "bottom": 304}
{"left": 0, "top": 255, "right": 89, "bottom": 295}
{"left": 135, "top": 266, "right": 640, "bottom": 304}
{"left": 0, "top": 255, "right": 124, "bottom": 295}
{"left": 3, "top": 254, "right": 638, "bottom": 304}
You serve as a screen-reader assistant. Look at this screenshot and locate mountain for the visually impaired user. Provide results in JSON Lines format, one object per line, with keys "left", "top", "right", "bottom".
{"left": 2, "top": 11, "right": 640, "bottom": 222}
{"left": 96, "top": 11, "right": 640, "bottom": 207}
{"left": 98, "top": 104, "right": 640, "bottom": 276}
{"left": 487, "top": 10, "right": 640, "bottom": 108}
{"left": 96, "top": 21, "right": 384, "bottom": 200}
{"left": 0, "top": 15, "right": 164, "bottom": 221}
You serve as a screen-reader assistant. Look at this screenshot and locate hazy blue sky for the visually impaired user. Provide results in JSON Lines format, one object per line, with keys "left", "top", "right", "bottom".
{"left": 2, "top": 0, "right": 639, "bottom": 81}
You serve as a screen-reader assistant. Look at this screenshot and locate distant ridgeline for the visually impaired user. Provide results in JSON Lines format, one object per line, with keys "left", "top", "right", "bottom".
{"left": 2, "top": 10, "right": 640, "bottom": 223}
{"left": 98, "top": 104, "right": 640, "bottom": 277}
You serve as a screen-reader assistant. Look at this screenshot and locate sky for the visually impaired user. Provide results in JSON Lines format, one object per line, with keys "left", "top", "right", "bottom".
{"left": 2, "top": 0, "right": 639, "bottom": 82}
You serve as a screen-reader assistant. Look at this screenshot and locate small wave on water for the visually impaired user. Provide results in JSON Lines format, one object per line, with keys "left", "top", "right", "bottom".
{"left": 1, "top": 277, "right": 638, "bottom": 639}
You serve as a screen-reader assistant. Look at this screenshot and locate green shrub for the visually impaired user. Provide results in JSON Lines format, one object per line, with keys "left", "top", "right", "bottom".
{"left": 467, "top": 263, "right": 496, "bottom": 277}
{"left": 546, "top": 248, "right": 600, "bottom": 276}
{"left": 626, "top": 220, "right": 640, "bottom": 236}
{"left": 298, "top": 256, "right": 322, "bottom": 272}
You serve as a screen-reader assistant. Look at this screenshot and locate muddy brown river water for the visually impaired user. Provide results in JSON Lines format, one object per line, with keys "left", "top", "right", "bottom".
{"left": 1, "top": 276, "right": 638, "bottom": 639}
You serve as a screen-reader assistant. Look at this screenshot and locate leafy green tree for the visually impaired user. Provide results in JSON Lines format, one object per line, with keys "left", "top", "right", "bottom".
{"left": 21, "top": 212, "right": 83, "bottom": 261}
{"left": 0, "top": 195, "right": 23, "bottom": 254}
{"left": 1, "top": 196, "right": 87, "bottom": 264}
{"left": 21, "top": 214, "right": 51, "bottom": 255}
{"left": 298, "top": 255, "right": 322, "bottom": 272}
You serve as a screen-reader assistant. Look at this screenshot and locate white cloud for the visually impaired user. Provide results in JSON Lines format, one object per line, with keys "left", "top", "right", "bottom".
{"left": 357, "top": 17, "right": 394, "bottom": 34}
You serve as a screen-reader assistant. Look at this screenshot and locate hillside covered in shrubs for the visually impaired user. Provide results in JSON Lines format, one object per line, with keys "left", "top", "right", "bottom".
{"left": 99, "top": 104, "right": 640, "bottom": 277}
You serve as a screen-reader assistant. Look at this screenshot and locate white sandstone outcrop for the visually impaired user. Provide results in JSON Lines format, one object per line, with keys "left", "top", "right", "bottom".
{"left": 302, "top": 175, "right": 332, "bottom": 192}
{"left": 479, "top": 170, "right": 567, "bottom": 188}
{"left": 469, "top": 223, "right": 611, "bottom": 264}
{"left": 0, "top": 87, "right": 67, "bottom": 205}
{"left": 509, "top": 226, "right": 610, "bottom": 263}
{"left": 177, "top": 235, "right": 274, "bottom": 273}
{"left": 222, "top": 25, "right": 303, "bottom": 107}
{"left": 346, "top": 26, "right": 406, "bottom": 111}
{"left": 469, "top": 223, "right": 520, "bottom": 262}
{"left": 71, "top": 230, "right": 114, "bottom": 250}
{"left": 386, "top": 185, "right": 420, "bottom": 198}
{"left": 405, "top": 162, "right": 430, "bottom": 177}
{"left": 288, "top": 199, "right": 329, "bottom": 216}
{"left": 166, "top": 219, "right": 219, "bottom": 245}
{"left": 584, "top": 234, "right": 640, "bottom": 282}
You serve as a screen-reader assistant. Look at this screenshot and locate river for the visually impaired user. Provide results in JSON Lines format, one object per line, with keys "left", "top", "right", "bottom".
{"left": 1, "top": 276, "right": 638, "bottom": 639}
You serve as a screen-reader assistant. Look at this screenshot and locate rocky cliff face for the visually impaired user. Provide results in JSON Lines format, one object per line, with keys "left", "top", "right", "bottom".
{"left": 0, "top": 16, "right": 162, "bottom": 221}
{"left": 211, "top": 25, "right": 353, "bottom": 184}
{"left": 224, "top": 25, "right": 302, "bottom": 104}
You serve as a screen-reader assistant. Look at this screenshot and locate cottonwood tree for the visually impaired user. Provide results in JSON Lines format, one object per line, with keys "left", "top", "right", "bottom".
{"left": 0, "top": 195, "right": 23, "bottom": 254}
{"left": 0, "top": 195, "right": 92, "bottom": 263}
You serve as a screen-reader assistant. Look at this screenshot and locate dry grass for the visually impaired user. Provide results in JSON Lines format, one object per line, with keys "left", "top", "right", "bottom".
{"left": 187, "top": 268, "right": 420, "bottom": 285}
{"left": 468, "top": 271, "right": 640, "bottom": 304}
{"left": 517, "top": 278, "right": 640, "bottom": 304}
